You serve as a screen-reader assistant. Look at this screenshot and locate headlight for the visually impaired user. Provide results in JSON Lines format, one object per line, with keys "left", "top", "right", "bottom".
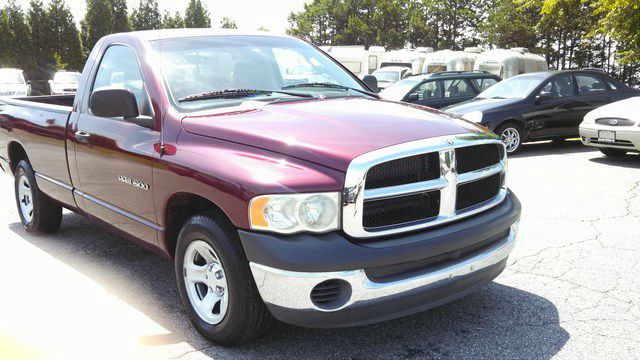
{"left": 461, "top": 111, "right": 483, "bottom": 123}
{"left": 249, "top": 192, "right": 340, "bottom": 234}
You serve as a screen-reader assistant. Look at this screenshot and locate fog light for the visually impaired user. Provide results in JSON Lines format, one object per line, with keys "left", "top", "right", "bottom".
{"left": 310, "top": 279, "right": 352, "bottom": 310}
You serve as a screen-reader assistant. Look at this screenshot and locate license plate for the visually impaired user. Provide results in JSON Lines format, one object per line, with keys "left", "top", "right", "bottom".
{"left": 598, "top": 130, "right": 616, "bottom": 142}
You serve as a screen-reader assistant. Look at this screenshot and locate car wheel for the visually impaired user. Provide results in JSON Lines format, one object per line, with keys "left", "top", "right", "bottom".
{"left": 599, "top": 148, "right": 627, "bottom": 157}
{"left": 175, "top": 212, "right": 273, "bottom": 346}
{"left": 14, "top": 160, "right": 62, "bottom": 234}
{"left": 497, "top": 124, "right": 523, "bottom": 155}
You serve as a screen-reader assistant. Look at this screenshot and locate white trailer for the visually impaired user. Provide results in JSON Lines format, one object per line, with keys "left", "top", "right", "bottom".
{"left": 380, "top": 49, "right": 431, "bottom": 74}
{"left": 421, "top": 48, "right": 481, "bottom": 74}
{"left": 322, "top": 45, "right": 386, "bottom": 78}
{"left": 474, "top": 48, "right": 548, "bottom": 78}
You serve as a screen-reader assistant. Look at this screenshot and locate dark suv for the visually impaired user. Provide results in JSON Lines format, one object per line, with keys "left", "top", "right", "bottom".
{"left": 444, "top": 70, "right": 640, "bottom": 154}
{"left": 379, "top": 71, "right": 502, "bottom": 109}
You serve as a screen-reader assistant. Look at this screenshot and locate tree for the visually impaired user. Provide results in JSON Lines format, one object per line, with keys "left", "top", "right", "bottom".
{"left": 110, "top": 0, "right": 131, "bottom": 33}
{"left": 0, "top": 9, "right": 12, "bottom": 67}
{"left": 131, "top": 0, "right": 161, "bottom": 31}
{"left": 592, "top": 0, "right": 640, "bottom": 66}
{"left": 162, "top": 10, "right": 184, "bottom": 29}
{"left": 47, "top": 0, "right": 83, "bottom": 71}
{"left": 5, "top": 1, "right": 32, "bottom": 74}
{"left": 481, "top": 0, "right": 540, "bottom": 50}
{"left": 28, "top": 0, "right": 54, "bottom": 80}
{"left": 374, "top": 0, "right": 408, "bottom": 49}
{"left": 184, "top": 0, "right": 211, "bottom": 28}
{"left": 81, "top": 0, "right": 113, "bottom": 57}
{"left": 220, "top": 16, "right": 237, "bottom": 29}
{"left": 258, "top": 26, "right": 270, "bottom": 32}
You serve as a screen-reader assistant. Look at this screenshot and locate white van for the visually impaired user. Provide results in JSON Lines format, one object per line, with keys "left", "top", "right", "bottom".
{"left": 474, "top": 48, "right": 548, "bottom": 78}
{"left": 0, "top": 68, "right": 31, "bottom": 97}
{"left": 380, "top": 49, "right": 431, "bottom": 74}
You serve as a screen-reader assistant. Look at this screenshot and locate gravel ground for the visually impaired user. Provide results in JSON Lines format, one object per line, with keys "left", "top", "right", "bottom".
{"left": 0, "top": 140, "right": 639, "bottom": 360}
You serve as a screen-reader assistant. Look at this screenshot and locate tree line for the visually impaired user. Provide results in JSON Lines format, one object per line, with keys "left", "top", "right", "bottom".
{"left": 0, "top": 0, "right": 239, "bottom": 83}
{"left": 288, "top": 0, "right": 640, "bottom": 85}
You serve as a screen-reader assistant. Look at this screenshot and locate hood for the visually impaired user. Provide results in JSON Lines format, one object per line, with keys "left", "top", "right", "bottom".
{"left": 0, "top": 83, "right": 28, "bottom": 95}
{"left": 444, "top": 97, "right": 523, "bottom": 115}
{"left": 584, "top": 96, "right": 640, "bottom": 123}
{"left": 181, "top": 97, "right": 488, "bottom": 172}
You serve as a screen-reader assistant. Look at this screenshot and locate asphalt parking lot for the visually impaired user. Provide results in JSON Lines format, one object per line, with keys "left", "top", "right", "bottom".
{"left": 0, "top": 140, "right": 639, "bottom": 359}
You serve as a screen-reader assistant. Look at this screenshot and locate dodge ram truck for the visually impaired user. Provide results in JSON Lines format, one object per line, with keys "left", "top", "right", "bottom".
{"left": 0, "top": 29, "right": 521, "bottom": 345}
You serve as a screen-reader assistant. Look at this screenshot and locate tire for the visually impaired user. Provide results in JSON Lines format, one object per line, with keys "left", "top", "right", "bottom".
{"left": 175, "top": 212, "right": 273, "bottom": 346}
{"left": 497, "top": 123, "right": 523, "bottom": 155}
{"left": 600, "top": 148, "right": 627, "bottom": 157}
{"left": 14, "top": 160, "right": 62, "bottom": 234}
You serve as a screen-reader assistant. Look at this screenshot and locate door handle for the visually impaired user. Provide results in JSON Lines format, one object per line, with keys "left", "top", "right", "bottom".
{"left": 75, "top": 131, "right": 91, "bottom": 143}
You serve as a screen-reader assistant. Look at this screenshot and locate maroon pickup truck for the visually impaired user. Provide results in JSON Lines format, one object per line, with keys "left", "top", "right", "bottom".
{"left": 0, "top": 29, "right": 521, "bottom": 345}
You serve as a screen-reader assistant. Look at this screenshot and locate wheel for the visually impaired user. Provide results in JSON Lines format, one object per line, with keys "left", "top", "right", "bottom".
{"left": 175, "top": 212, "right": 273, "bottom": 346}
{"left": 14, "top": 160, "right": 62, "bottom": 234}
{"left": 497, "top": 123, "right": 523, "bottom": 155}
{"left": 599, "top": 148, "right": 627, "bottom": 157}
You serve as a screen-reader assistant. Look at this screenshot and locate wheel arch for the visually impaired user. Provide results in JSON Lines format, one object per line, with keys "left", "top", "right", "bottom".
{"left": 163, "top": 192, "right": 236, "bottom": 259}
{"left": 8, "top": 141, "right": 29, "bottom": 174}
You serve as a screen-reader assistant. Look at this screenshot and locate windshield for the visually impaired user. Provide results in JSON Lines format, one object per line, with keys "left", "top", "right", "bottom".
{"left": 373, "top": 71, "right": 399, "bottom": 83}
{"left": 151, "top": 35, "right": 367, "bottom": 110}
{"left": 54, "top": 72, "right": 81, "bottom": 83}
{"left": 379, "top": 79, "right": 420, "bottom": 100}
{"left": 478, "top": 75, "right": 544, "bottom": 99}
{"left": 0, "top": 70, "right": 25, "bottom": 84}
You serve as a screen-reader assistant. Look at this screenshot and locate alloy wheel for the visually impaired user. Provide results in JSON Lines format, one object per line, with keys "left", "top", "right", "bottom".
{"left": 17, "top": 174, "right": 34, "bottom": 223}
{"left": 500, "top": 127, "right": 521, "bottom": 153}
{"left": 183, "top": 240, "right": 229, "bottom": 325}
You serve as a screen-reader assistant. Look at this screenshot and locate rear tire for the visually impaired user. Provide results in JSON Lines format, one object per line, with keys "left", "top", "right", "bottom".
{"left": 497, "top": 123, "right": 523, "bottom": 155}
{"left": 599, "top": 148, "right": 627, "bottom": 157}
{"left": 14, "top": 161, "right": 62, "bottom": 234}
{"left": 175, "top": 212, "right": 273, "bottom": 346}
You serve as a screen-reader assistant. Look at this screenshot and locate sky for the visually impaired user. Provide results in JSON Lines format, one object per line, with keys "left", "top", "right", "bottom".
{"left": 10, "top": 0, "right": 310, "bottom": 33}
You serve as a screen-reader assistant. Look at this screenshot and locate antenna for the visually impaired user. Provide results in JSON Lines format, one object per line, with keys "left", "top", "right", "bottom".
{"left": 158, "top": 28, "right": 166, "bottom": 157}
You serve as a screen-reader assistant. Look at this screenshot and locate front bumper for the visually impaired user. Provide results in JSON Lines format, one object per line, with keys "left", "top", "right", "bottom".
{"left": 580, "top": 124, "right": 640, "bottom": 152}
{"left": 241, "top": 191, "right": 521, "bottom": 328}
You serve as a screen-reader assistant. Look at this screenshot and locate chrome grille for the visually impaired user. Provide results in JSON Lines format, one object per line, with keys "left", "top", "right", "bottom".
{"left": 595, "top": 118, "right": 635, "bottom": 126}
{"left": 342, "top": 134, "right": 507, "bottom": 238}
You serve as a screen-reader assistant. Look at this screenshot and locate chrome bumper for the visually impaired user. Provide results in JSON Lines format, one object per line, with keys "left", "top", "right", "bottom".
{"left": 250, "top": 222, "right": 519, "bottom": 313}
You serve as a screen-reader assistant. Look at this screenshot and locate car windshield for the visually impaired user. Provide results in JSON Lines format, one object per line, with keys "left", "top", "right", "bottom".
{"left": 477, "top": 75, "right": 544, "bottom": 99}
{"left": 54, "top": 72, "right": 81, "bottom": 83}
{"left": 379, "top": 79, "right": 420, "bottom": 100}
{"left": 0, "top": 70, "right": 25, "bottom": 84}
{"left": 150, "top": 35, "right": 367, "bottom": 110}
{"left": 373, "top": 71, "right": 399, "bottom": 83}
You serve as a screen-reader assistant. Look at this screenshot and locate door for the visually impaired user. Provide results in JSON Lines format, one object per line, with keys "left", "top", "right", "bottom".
{"left": 409, "top": 80, "right": 445, "bottom": 108}
{"left": 529, "top": 74, "right": 578, "bottom": 139}
{"left": 572, "top": 73, "right": 613, "bottom": 132}
{"left": 72, "top": 44, "right": 161, "bottom": 245}
{"left": 440, "top": 79, "right": 476, "bottom": 108}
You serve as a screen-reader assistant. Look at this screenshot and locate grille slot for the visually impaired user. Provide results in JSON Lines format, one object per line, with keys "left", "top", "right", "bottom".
{"left": 455, "top": 143, "right": 504, "bottom": 174}
{"left": 310, "top": 279, "right": 351, "bottom": 310}
{"left": 363, "top": 191, "right": 440, "bottom": 228}
{"left": 456, "top": 173, "right": 503, "bottom": 211}
{"left": 595, "top": 118, "right": 635, "bottom": 126}
{"left": 365, "top": 153, "right": 440, "bottom": 189}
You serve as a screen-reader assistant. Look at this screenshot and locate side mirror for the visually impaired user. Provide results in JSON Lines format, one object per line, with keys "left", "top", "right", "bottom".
{"left": 90, "top": 87, "right": 154, "bottom": 128}
{"left": 407, "top": 93, "right": 420, "bottom": 102}
{"left": 362, "top": 75, "right": 379, "bottom": 93}
{"left": 536, "top": 92, "right": 553, "bottom": 102}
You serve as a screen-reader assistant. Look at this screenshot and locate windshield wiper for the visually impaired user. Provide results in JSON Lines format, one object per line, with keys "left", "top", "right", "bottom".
{"left": 282, "top": 82, "right": 380, "bottom": 98}
{"left": 178, "top": 89, "right": 314, "bottom": 103}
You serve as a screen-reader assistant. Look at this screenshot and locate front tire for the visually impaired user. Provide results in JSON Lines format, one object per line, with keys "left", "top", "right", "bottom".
{"left": 14, "top": 161, "right": 62, "bottom": 234}
{"left": 175, "top": 212, "right": 273, "bottom": 346}
{"left": 599, "top": 148, "right": 627, "bottom": 157}
{"left": 497, "top": 123, "right": 523, "bottom": 155}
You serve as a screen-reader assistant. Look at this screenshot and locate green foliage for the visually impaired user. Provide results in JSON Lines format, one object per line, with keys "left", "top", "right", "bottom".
{"left": 28, "top": 0, "right": 53, "bottom": 80}
{"left": 162, "top": 10, "right": 184, "bottom": 29}
{"left": 81, "top": 0, "right": 113, "bottom": 56}
{"left": 184, "top": 0, "right": 211, "bottom": 28}
{"left": 0, "top": 9, "right": 12, "bottom": 67}
{"left": 110, "top": 0, "right": 131, "bottom": 32}
{"left": 53, "top": 53, "right": 67, "bottom": 70}
{"left": 481, "top": 0, "right": 540, "bottom": 50}
{"left": 48, "top": 0, "right": 83, "bottom": 71}
{"left": 220, "top": 17, "right": 237, "bottom": 29}
{"left": 131, "top": 0, "right": 161, "bottom": 31}
{"left": 593, "top": 0, "right": 640, "bottom": 65}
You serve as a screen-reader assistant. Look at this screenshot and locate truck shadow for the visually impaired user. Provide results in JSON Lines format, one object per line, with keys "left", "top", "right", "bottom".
{"left": 512, "top": 139, "right": 595, "bottom": 158}
{"left": 589, "top": 153, "right": 640, "bottom": 169}
{"left": 10, "top": 215, "right": 569, "bottom": 359}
